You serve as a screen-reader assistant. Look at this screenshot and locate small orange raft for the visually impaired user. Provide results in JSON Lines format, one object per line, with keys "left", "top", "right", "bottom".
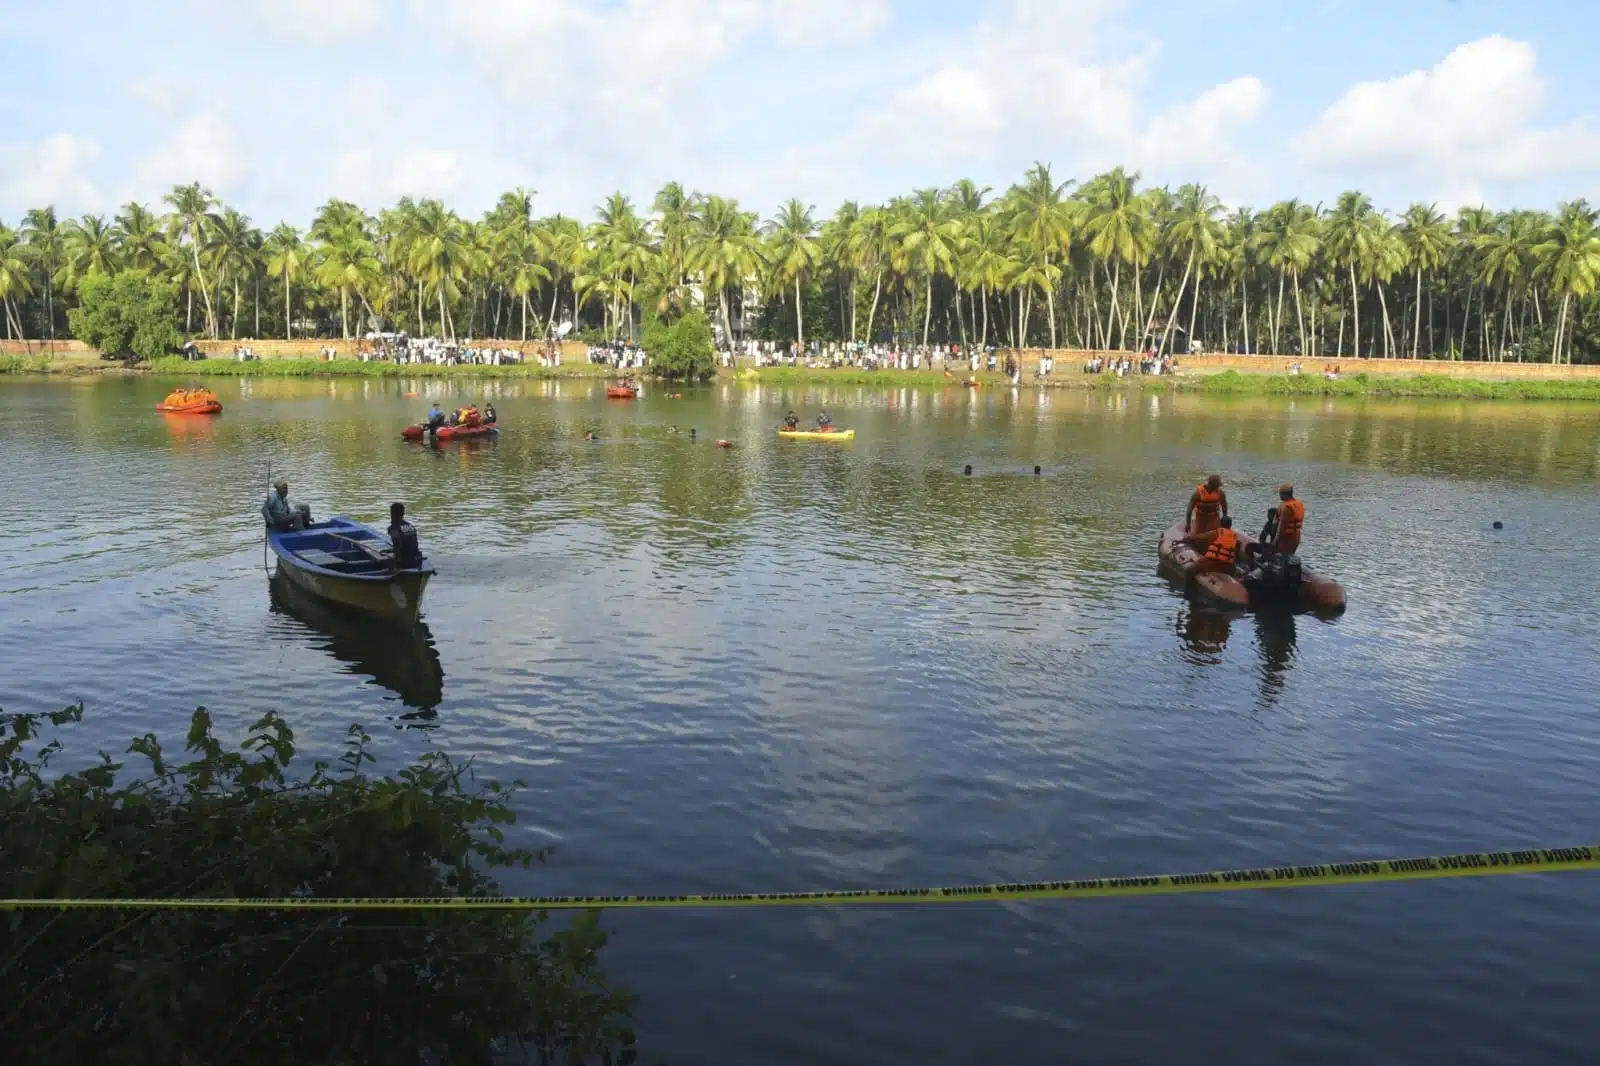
{"left": 606, "top": 385, "right": 639, "bottom": 400}
{"left": 1158, "top": 521, "right": 1345, "bottom": 613}
{"left": 156, "top": 388, "right": 222, "bottom": 414}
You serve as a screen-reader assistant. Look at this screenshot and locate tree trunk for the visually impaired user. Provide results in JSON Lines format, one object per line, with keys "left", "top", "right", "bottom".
{"left": 1160, "top": 247, "right": 1195, "bottom": 357}
{"left": 340, "top": 287, "right": 349, "bottom": 340}
{"left": 1459, "top": 284, "right": 1473, "bottom": 360}
{"left": 521, "top": 292, "right": 529, "bottom": 341}
{"left": 1140, "top": 261, "right": 1166, "bottom": 351}
{"left": 1240, "top": 279, "right": 1250, "bottom": 355}
{"left": 1106, "top": 259, "right": 1121, "bottom": 350}
{"left": 796, "top": 274, "right": 805, "bottom": 349}
{"left": 1348, "top": 262, "right": 1361, "bottom": 358}
{"left": 1190, "top": 276, "right": 1203, "bottom": 354}
{"left": 1376, "top": 281, "right": 1393, "bottom": 357}
{"left": 921, "top": 275, "right": 933, "bottom": 347}
{"left": 547, "top": 280, "right": 561, "bottom": 337}
{"left": 1413, "top": 268, "right": 1423, "bottom": 358}
{"left": 1293, "top": 270, "right": 1307, "bottom": 356}
{"left": 284, "top": 273, "right": 292, "bottom": 339}
{"left": 865, "top": 268, "right": 884, "bottom": 343}
{"left": 232, "top": 276, "right": 241, "bottom": 341}
{"left": 980, "top": 285, "right": 989, "bottom": 347}
{"left": 438, "top": 283, "right": 448, "bottom": 342}
{"left": 1045, "top": 282, "right": 1058, "bottom": 349}
{"left": 190, "top": 235, "right": 216, "bottom": 339}
{"left": 1554, "top": 292, "right": 1571, "bottom": 364}
{"left": 1274, "top": 270, "right": 1286, "bottom": 353}
{"left": 254, "top": 272, "right": 260, "bottom": 337}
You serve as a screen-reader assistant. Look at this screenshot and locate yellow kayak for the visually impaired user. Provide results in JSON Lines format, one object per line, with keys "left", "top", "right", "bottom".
{"left": 777, "top": 428, "right": 855, "bottom": 441}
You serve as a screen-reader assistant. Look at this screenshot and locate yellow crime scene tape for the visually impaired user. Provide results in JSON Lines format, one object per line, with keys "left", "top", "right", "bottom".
{"left": 2, "top": 845, "right": 1596, "bottom": 912}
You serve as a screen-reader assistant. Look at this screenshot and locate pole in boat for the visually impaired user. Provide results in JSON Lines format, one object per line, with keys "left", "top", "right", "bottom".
{"left": 262, "top": 460, "right": 271, "bottom": 575}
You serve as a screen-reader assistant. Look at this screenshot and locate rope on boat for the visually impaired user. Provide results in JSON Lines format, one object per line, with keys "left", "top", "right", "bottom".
{"left": 4, "top": 845, "right": 1595, "bottom": 911}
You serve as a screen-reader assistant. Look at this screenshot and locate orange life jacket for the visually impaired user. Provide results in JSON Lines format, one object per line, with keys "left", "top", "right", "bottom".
{"left": 1204, "top": 527, "right": 1238, "bottom": 565}
{"left": 1194, "top": 484, "right": 1222, "bottom": 516}
{"left": 1278, "top": 498, "right": 1305, "bottom": 539}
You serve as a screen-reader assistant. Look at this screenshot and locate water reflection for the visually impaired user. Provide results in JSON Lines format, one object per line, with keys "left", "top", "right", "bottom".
{"left": 267, "top": 574, "right": 444, "bottom": 723}
{"left": 1253, "top": 611, "right": 1298, "bottom": 707}
{"left": 1176, "top": 605, "right": 1233, "bottom": 662}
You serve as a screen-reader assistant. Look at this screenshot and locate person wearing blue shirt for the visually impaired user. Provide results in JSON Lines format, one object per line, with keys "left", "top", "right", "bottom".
{"left": 426, "top": 403, "right": 445, "bottom": 436}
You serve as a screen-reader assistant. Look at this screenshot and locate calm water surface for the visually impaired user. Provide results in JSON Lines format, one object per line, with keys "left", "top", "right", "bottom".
{"left": 4, "top": 376, "right": 1600, "bottom": 1064}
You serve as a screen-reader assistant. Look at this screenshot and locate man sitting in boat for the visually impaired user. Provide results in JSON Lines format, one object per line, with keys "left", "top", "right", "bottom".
{"left": 261, "top": 479, "right": 305, "bottom": 532}
{"left": 462, "top": 405, "right": 482, "bottom": 428}
{"left": 1193, "top": 515, "right": 1240, "bottom": 575}
{"left": 483, "top": 403, "right": 497, "bottom": 425}
{"left": 816, "top": 410, "right": 833, "bottom": 430}
{"left": 783, "top": 410, "right": 800, "bottom": 430}
{"left": 387, "top": 502, "right": 424, "bottom": 570}
{"left": 1185, "top": 474, "right": 1228, "bottom": 536}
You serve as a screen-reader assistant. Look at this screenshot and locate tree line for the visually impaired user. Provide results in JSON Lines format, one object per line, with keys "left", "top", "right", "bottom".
{"left": 2, "top": 167, "right": 1598, "bottom": 363}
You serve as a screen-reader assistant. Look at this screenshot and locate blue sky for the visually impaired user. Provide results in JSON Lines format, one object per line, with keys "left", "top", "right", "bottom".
{"left": 1, "top": 0, "right": 1596, "bottom": 226}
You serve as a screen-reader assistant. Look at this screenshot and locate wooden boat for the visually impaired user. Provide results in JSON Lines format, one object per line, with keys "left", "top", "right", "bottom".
{"left": 268, "top": 515, "right": 434, "bottom": 625}
{"left": 1158, "top": 521, "right": 1345, "bottom": 613}
{"left": 606, "top": 385, "right": 639, "bottom": 399}
{"left": 157, "top": 390, "right": 222, "bottom": 414}
{"left": 777, "top": 428, "right": 855, "bottom": 441}
{"left": 401, "top": 422, "right": 498, "bottom": 441}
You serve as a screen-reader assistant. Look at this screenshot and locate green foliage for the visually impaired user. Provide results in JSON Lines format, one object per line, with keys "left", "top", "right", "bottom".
{"left": 0, "top": 355, "right": 51, "bottom": 374}
{"left": 65, "top": 270, "right": 182, "bottom": 361}
{"left": 0, "top": 705, "right": 636, "bottom": 1065}
{"left": 643, "top": 309, "right": 716, "bottom": 381}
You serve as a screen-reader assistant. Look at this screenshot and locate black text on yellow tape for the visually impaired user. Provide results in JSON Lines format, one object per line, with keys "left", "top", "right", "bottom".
{"left": 3, "top": 845, "right": 1594, "bottom": 912}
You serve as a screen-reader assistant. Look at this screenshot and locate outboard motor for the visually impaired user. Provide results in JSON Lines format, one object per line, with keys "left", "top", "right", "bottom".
{"left": 1244, "top": 552, "right": 1303, "bottom": 608}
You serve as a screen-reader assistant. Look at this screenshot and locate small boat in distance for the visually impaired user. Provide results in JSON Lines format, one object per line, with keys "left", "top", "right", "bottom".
{"left": 157, "top": 388, "right": 222, "bottom": 414}
{"left": 268, "top": 515, "right": 434, "bottom": 625}
{"left": 606, "top": 385, "right": 639, "bottom": 399}
{"left": 776, "top": 428, "right": 855, "bottom": 441}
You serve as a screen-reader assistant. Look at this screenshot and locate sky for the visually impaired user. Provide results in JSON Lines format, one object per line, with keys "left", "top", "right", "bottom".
{"left": 1, "top": 0, "right": 1597, "bottom": 227}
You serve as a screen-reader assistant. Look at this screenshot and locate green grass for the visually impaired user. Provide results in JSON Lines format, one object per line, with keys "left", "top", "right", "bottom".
{"left": 1169, "top": 370, "right": 1600, "bottom": 401}
{"left": 0, "top": 355, "right": 53, "bottom": 374}
{"left": 148, "top": 356, "right": 611, "bottom": 379}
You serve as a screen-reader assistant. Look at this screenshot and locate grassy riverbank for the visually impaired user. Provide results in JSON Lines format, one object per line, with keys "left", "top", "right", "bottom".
{"left": 149, "top": 356, "right": 613, "bottom": 379}
{"left": 1167, "top": 370, "right": 1600, "bottom": 401}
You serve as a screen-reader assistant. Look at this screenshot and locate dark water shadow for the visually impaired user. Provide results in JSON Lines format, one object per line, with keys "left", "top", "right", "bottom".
{"left": 1175, "top": 604, "right": 1236, "bottom": 664}
{"left": 1252, "top": 610, "right": 1298, "bottom": 708}
{"left": 268, "top": 574, "right": 444, "bottom": 725}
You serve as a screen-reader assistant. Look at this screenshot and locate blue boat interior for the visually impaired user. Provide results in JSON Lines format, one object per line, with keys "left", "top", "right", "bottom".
{"left": 276, "top": 521, "right": 395, "bottom": 576}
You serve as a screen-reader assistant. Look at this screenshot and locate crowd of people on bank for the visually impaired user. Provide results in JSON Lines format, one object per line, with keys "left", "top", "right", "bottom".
{"left": 589, "top": 342, "right": 650, "bottom": 369}
{"left": 352, "top": 334, "right": 534, "bottom": 367}
{"left": 1083, "top": 351, "right": 1177, "bottom": 377}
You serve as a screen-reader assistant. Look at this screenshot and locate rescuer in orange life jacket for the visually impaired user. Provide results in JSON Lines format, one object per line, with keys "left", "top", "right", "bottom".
{"left": 1185, "top": 474, "right": 1227, "bottom": 536}
{"left": 1273, "top": 483, "right": 1305, "bottom": 556}
{"left": 1194, "top": 515, "right": 1240, "bottom": 575}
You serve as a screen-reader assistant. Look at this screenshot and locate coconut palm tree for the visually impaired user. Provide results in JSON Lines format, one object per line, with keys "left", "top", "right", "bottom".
{"left": 113, "top": 203, "right": 166, "bottom": 272}
{"left": 403, "top": 200, "right": 472, "bottom": 341}
{"left": 62, "top": 214, "right": 118, "bottom": 291}
{"left": 1393, "top": 203, "right": 1452, "bottom": 357}
{"left": 316, "top": 220, "right": 380, "bottom": 340}
{"left": 1159, "top": 184, "right": 1222, "bottom": 356}
{"left": 688, "top": 195, "right": 764, "bottom": 344}
{"left": 0, "top": 226, "right": 35, "bottom": 341}
{"left": 1005, "top": 163, "right": 1073, "bottom": 347}
{"left": 263, "top": 224, "right": 310, "bottom": 339}
{"left": 763, "top": 199, "right": 822, "bottom": 349}
{"left": 209, "top": 207, "right": 255, "bottom": 340}
{"left": 162, "top": 184, "right": 220, "bottom": 338}
{"left": 1081, "top": 167, "right": 1146, "bottom": 350}
{"left": 21, "top": 207, "right": 64, "bottom": 342}
{"left": 890, "top": 187, "right": 960, "bottom": 346}
{"left": 1536, "top": 200, "right": 1600, "bottom": 364}
{"left": 1322, "top": 191, "right": 1384, "bottom": 357}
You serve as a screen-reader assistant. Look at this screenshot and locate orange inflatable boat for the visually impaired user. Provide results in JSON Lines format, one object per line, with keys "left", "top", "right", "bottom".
{"left": 156, "top": 389, "right": 222, "bottom": 414}
{"left": 1158, "top": 521, "right": 1345, "bottom": 613}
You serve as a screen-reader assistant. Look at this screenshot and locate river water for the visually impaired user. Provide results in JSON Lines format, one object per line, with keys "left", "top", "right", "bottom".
{"left": 4, "top": 375, "right": 1600, "bottom": 1064}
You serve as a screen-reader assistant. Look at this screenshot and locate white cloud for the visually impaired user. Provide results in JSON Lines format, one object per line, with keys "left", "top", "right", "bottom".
{"left": 1295, "top": 36, "right": 1600, "bottom": 186}
{"left": 1139, "top": 77, "right": 1268, "bottom": 169}
{"left": 136, "top": 111, "right": 246, "bottom": 194}
{"left": 0, "top": 134, "right": 102, "bottom": 216}
{"left": 227, "top": 0, "right": 388, "bottom": 43}
{"left": 768, "top": 0, "right": 889, "bottom": 45}
{"left": 330, "top": 145, "right": 465, "bottom": 203}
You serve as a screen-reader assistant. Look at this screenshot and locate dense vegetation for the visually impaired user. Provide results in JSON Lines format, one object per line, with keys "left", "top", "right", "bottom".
{"left": 65, "top": 270, "right": 182, "bottom": 362}
{"left": 642, "top": 309, "right": 717, "bottom": 381}
{"left": 0, "top": 704, "right": 636, "bottom": 1065}
{"left": 1, "top": 171, "right": 1598, "bottom": 362}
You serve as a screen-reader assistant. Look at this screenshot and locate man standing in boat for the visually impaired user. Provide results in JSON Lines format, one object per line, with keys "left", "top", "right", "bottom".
{"left": 1185, "top": 474, "right": 1228, "bottom": 536}
{"left": 261, "top": 479, "right": 307, "bottom": 532}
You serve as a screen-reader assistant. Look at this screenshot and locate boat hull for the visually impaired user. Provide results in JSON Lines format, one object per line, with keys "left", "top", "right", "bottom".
{"left": 777, "top": 429, "right": 855, "bottom": 441}
{"left": 156, "top": 401, "right": 222, "bottom": 414}
{"left": 402, "top": 423, "right": 498, "bottom": 441}
{"left": 1158, "top": 521, "right": 1345, "bottom": 613}
{"left": 606, "top": 388, "right": 638, "bottom": 399}
{"left": 268, "top": 517, "right": 434, "bottom": 625}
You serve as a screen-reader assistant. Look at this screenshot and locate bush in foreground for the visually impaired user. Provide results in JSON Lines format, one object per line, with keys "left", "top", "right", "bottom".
{"left": 0, "top": 705, "right": 636, "bottom": 1065}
